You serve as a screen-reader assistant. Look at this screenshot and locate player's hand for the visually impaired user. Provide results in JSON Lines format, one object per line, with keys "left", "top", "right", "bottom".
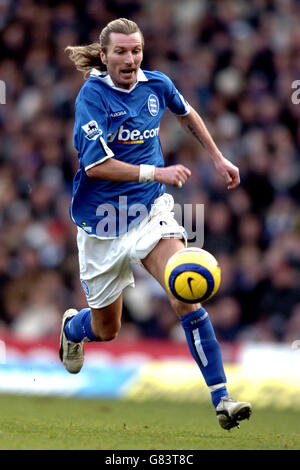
{"left": 213, "top": 156, "right": 240, "bottom": 190}
{"left": 154, "top": 164, "right": 191, "bottom": 188}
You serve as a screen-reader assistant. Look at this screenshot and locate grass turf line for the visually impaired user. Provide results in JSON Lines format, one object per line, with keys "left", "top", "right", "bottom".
{"left": 0, "top": 394, "right": 299, "bottom": 450}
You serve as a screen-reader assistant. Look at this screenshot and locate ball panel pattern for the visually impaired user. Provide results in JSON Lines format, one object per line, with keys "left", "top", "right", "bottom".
{"left": 164, "top": 247, "right": 221, "bottom": 304}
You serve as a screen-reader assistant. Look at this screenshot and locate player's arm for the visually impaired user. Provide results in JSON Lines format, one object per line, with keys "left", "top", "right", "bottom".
{"left": 176, "top": 106, "right": 240, "bottom": 190}
{"left": 86, "top": 157, "right": 191, "bottom": 187}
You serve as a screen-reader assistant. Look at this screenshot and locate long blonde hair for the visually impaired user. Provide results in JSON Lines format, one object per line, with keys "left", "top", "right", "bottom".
{"left": 65, "top": 18, "right": 144, "bottom": 79}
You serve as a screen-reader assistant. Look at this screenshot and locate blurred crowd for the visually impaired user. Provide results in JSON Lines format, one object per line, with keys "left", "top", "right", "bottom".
{"left": 1, "top": 0, "right": 300, "bottom": 346}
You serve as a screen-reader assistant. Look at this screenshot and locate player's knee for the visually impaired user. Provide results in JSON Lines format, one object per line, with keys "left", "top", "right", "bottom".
{"left": 100, "top": 328, "right": 119, "bottom": 342}
{"left": 101, "top": 332, "right": 118, "bottom": 342}
{"left": 94, "top": 320, "right": 121, "bottom": 342}
{"left": 169, "top": 296, "right": 201, "bottom": 317}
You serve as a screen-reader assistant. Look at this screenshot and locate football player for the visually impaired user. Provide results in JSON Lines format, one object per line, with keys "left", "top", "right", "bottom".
{"left": 60, "top": 18, "right": 251, "bottom": 430}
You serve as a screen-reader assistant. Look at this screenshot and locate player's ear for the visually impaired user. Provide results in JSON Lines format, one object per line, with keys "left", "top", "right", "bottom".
{"left": 100, "top": 50, "right": 107, "bottom": 65}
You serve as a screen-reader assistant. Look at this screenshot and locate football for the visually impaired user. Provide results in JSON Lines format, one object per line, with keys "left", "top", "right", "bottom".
{"left": 164, "top": 247, "right": 221, "bottom": 303}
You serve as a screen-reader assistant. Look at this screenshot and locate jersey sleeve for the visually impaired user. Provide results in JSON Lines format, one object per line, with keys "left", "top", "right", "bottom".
{"left": 162, "top": 74, "right": 190, "bottom": 116}
{"left": 74, "top": 85, "right": 114, "bottom": 171}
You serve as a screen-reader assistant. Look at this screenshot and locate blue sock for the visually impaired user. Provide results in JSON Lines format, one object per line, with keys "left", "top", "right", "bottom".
{"left": 209, "top": 384, "right": 228, "bottom": 408}
{"left": 180, "top": 307, "right": 228, "bottom": 407}
{"left": 64, "top": 308, "right": 98, "bottom": 342}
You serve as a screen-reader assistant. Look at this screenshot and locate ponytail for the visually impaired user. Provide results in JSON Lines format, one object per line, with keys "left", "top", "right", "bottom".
{"left": 65, "top": 43, "right": 105, "bottom": 79}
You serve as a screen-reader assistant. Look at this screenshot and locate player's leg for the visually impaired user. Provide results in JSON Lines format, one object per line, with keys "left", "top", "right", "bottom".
{"left": 141, "top": 237, "right": 228, "bottom": 395}
{"left": 64, "top": 295, "right": 123, "bottom": 343}
{"left": 90, "top": 296, "right": 123, "bottom": 341}
{"left": 142, "top": 237, "right": 252, "bottom": 429}
{"left": 59, "top": 228, "right": 134, "bottom": 373}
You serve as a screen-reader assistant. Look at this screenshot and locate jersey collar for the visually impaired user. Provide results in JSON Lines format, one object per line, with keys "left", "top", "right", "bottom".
{"left": 90, "top": 68, "right": 148, "bottom": 93}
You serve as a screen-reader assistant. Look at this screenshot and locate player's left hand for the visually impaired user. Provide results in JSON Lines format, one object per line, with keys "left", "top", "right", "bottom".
{"left": 213, "top": 156, "right": 240, "bottom": 190}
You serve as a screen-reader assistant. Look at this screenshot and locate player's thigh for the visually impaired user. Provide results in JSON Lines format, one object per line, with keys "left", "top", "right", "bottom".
{"left": 142, "top": 238, "right": 201, "bottom": 315}
{"left": 77, "top": 227, "right": 134, "bottom": 314}
{"left": 141, "top": 237, "right": 184, "bottom": 291}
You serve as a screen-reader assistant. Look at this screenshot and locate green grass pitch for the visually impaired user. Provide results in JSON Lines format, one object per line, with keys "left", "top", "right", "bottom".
{"left": 0, "top": 394, "right": 299, "bottom": 450}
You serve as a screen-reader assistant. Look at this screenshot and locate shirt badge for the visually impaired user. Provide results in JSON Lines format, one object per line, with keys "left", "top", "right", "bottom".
{"left": 82, "top": 120, "right": 102, "bottom": 140}
{"left": 148, "top": 94, "right": 159, "bottom": 117}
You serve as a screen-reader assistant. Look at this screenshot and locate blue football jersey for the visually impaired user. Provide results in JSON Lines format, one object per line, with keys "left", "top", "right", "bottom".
{"left": 70, "top": 68, "right": 190, "bottom": 237}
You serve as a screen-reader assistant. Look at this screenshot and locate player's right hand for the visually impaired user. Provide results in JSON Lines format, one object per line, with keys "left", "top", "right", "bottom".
{"left": 154, "top": 164, "right": 191, "bottom": 188}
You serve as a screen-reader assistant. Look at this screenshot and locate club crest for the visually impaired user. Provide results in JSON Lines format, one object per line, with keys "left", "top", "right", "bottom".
{"left": 148, "top": 94, "right": 159, "bottom": 117}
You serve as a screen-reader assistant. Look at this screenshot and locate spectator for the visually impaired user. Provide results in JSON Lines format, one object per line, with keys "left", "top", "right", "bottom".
{"left": 0, "top": 0, "right": 300, "bottom": 343}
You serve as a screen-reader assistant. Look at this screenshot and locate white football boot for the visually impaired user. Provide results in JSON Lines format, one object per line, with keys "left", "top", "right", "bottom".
{"left": 216, "top": 396, "right": 252, "bottom": 430}
{"left": 59, "top": 309, "right": 84, "bottom": 374}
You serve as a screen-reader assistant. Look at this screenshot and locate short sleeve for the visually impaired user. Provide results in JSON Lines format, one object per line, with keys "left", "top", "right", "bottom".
{"left": 162, "top": 74, "right": 190, "bottom": 116}
{"left": 74, "top": 85, "right": 114, "bottom": 171}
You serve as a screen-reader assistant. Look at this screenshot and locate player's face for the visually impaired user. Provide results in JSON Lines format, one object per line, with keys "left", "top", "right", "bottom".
{"left": 100, "top": 32, "right": 143, "bottom": 90}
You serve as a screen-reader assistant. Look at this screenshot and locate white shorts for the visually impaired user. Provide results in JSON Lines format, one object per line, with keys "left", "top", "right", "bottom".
{"left": 77, "top": 193, "right": 187, "bottom": 309}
